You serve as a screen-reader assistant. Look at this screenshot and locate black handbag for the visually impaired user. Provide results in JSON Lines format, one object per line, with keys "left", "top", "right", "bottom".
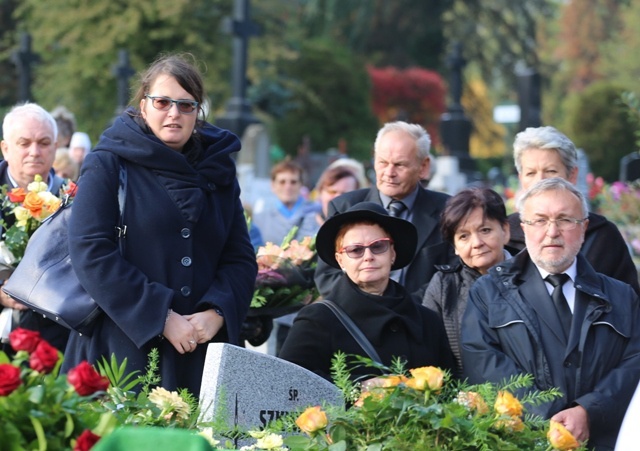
{"left": 2, "top": 161, "right": 127, "bottom": 336}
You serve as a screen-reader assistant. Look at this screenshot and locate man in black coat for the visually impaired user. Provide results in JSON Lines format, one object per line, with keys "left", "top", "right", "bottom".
{"left": 314, "top": 121, "right": 455, "bottom": 301}
{"left": 0, "top": 103, "right": 69, "bottom": 352}
{"left": 507, "top": 126, "right": 640, "bottom": 294}
{"left": 462, "top": 178, "right": 640, "bottom": 450}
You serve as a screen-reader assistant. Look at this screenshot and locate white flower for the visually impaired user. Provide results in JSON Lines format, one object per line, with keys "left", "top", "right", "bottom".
{"left": 148, "top": 387, "right": 191, "bottom": 420}
{"left": 255, "top": 433, "right": 284, "bottom": 449}
{"left": 27, "top": 176, "right": 48, "bottom": 193}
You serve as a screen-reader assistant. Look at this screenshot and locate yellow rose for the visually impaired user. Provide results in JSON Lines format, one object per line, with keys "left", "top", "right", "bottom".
{"left": 38, "top": 192, "right": 61, "bottom": 218}
{"left": 495, "top": 417, "right": 525, "bottom": 432}
{"left": 354, "top": 390, "right": 377, "bottom": 408}
{"left": 255, "top": 433, "right": 284, "bottom": 449}
{"left": 456, "top": 391, "right": 489, "bottom": 415}
{"left": 362, "top": 375, "right": 407, "bottom": 391}
{"left": 295, "top": 405, "right": 328, "bottom": 435}
{"left": 406, "top": 366, "right": 444, "bottom": 391}
{"left": 27, "top": 175, "right": 48, "bottom": 193}
{"left": 13, "top": 206, "right": 31, "bottom": 227}
{"left": 23, "top": 191, "right": 44, "bottom": 218}
{"left": 548, "top": 420, "right": 580, "bottom": 450}
{"left": 148, "top": 387, "right": 191, "bottom": 421}
{"left": 494, "top": 391, "right": 523, "bottom": 417}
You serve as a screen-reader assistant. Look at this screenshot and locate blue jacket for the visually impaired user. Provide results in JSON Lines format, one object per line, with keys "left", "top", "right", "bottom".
{"left": 62, "top": 111, "right": 257, "bottom": 396}
{"left": 461, "top": 250, "right": 640, "bottom": 450}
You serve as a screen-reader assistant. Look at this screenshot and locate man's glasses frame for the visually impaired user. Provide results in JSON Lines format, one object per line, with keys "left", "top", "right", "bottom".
{"left": 145, "top": 95, "right": 199, "bottom": 114}
{"left": 521, "top": 217, "right": 588, "bottom": 231}
{"left": 338, "top": 238, "right": 393, "bottom": 259}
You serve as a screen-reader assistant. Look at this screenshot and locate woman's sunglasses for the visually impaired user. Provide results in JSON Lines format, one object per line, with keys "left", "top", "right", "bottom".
{"left": 338, "top": 238, "right": 393, "bottom": 259}
{"left": 145, "top": 95, "right": 199, "bottom": 114}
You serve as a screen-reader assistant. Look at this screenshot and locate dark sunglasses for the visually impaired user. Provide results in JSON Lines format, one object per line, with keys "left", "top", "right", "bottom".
{"left": 145, "top": 95, "right": 199, "bottom": 114}
{"left": 338, "top": 238, "right": 393, "bottom": 259}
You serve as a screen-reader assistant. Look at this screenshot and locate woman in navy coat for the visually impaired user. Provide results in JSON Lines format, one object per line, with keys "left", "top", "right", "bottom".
{"left": 62, "top": 54, "right": 257, "bottom": 397}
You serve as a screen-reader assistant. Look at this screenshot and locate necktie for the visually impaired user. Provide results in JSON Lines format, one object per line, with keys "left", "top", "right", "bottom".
{"left": 545, "top": 273, "right": 573, "bottom": 334}
{"left": 388, "top": 200, "right": 407, "bottom": 218}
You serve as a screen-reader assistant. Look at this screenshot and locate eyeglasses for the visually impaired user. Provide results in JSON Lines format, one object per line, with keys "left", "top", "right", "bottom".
{"left": 145, "top": 95, "right": 199, "bottom": 114}
{"left": 338, "top": 238, "right": 393, "bottom": 259}
{"left": 521, "top": 217, "right": 587, "bottom": 231}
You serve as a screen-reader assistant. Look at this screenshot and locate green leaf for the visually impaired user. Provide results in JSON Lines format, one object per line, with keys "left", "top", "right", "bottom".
{"left": 64, "top": 412, "right": 74, "bottom": 438}
{"left": 328, "top": 441, "right": 348, "bottom": 451}
{"left": 29, "top": 415, "right": 47, "bottom": 451}
{"left": 283, "top": 435, "right": 312, "bottom": 449}
{"left": 27, "top": 384, "right": 45, "bottom": 404}
{"left": 93, "top": 412, "right": 118, "bottom": 437}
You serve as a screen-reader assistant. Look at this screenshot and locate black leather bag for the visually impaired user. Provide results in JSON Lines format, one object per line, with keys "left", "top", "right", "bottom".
{"left": 2, "top": 162, "right": 127, "bottom": 336}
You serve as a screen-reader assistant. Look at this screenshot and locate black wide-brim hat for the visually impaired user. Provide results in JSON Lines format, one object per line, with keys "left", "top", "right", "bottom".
{"left": 316, "top": 201, "right": 418, "bottom": 270}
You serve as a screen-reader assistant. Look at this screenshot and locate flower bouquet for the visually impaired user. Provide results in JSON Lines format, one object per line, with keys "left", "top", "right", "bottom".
{"left": 0, "top": 328, "right": 229, "bottom": 450}
{"left": 0, "top": 175, "right": 75, "bottom": 266}
{"left": 249, "top": 227, "right": 318, "bottom": 318}
{"left": 247, "top": 354, "right": 586, "bottom": 451}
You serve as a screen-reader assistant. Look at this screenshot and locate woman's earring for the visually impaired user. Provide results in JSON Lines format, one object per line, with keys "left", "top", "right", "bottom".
{"left": 341, "top": 267, "right": 346, "bottom": 273}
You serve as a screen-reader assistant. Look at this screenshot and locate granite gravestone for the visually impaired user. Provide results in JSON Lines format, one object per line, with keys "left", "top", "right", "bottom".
{"left": 199, "top": 343, "right": 343, "bottom": 444}
{"left": 620, "top": 151, "right": 640, "bottom": 182}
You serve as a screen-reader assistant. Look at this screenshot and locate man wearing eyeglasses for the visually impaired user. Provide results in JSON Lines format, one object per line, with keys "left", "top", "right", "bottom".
{"left": 314, "top": 121, "right": 455, "bottom": 301}
{"left": 507, "top": 126, "right": 639, "bottom": 294}
{"left": 461, "top": 177, "right": 640, "bottom": 450}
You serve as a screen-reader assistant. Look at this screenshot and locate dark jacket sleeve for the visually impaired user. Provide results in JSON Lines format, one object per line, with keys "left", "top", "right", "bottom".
{"left": 461, "top": 277, "right": 530, "bottom": 384}
{"left": 585, "top": 219, "right": 640, "bottom": 295}
{"left": 199, "top": 190, "right": 257, "bottom": 344}
{"left": 573, "top": 282, "right": 640, "bottom": 435}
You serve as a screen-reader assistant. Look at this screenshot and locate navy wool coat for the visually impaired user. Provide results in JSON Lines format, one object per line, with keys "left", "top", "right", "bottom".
{"left": 62, "top": 112, "right": 257, "bottom": 396}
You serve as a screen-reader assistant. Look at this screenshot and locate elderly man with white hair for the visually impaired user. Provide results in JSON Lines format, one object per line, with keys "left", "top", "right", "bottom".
{"left": 0, "top": 103, "right": 70, "bottom": 352}
{"left": 314, "top": 121, "right": 455, "bottom": 301}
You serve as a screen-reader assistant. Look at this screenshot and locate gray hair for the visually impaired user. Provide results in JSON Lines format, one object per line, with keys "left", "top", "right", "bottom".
{"left": 516, "top": 177, "right": 589, "bottom": 219}
{"left": 374, "top": 121, "right": 432, "bottom": 160}
{"left": 2, "top": 103, "right": 58, "bottom": 142}
{"left": 513, "top": 126, "right": 577, "bottom": 176}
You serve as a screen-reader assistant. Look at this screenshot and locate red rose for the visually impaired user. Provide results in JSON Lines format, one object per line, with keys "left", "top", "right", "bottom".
{"left": 65, "top": 181, "right": 78, "bottom": 197}
{"left": 0, "top": 363, "right": 22, "bottom": 396}
{"left": 7, "top": 187, "right": 26, "bottom": 203}
{"left": 73, "top": 429, "right": 101, "bottom": 451}
{"left": 29, "top": 340, "right": 60, "bottom": 374}
{"left": 67, "top": 361, "right": 109, "bottom": 396}
{"left": 8, "top": 328, "right": 42, "bottom": 353}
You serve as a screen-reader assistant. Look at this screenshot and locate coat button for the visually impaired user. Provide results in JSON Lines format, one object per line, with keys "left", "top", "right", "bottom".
{"left": 181, "top": 257, "right": 192, "bottom": 267}
{"left": 181, "top": 286, "right": 191, "bottom": 296}
{"left": 181, "top": 228, "right": 191, "bottom": 238}
{"left": 564, "top": 361, "right": 572, "bottom": 368}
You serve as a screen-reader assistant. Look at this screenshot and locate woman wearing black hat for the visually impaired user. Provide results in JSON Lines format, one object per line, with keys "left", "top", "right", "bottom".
{"left": 279, "top": 202, "right": 454, "bottom": 381}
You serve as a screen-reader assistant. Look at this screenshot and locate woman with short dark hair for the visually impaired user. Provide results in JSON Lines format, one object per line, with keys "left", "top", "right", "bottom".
{"left": 422, "top": 187, "right": 511, "bottom": 377}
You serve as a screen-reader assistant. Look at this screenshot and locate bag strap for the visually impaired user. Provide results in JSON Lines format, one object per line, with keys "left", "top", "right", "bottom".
{"left": 115, "top": 160, "right": 127, "bottom": 252}
{"left": 318, "top": 299, "right": 382, "bottom": 364}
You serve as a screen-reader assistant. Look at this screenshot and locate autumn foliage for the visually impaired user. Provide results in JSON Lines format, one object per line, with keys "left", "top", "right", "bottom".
{"left": 368, "top": 66, "right": 446, "bottom": 147}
